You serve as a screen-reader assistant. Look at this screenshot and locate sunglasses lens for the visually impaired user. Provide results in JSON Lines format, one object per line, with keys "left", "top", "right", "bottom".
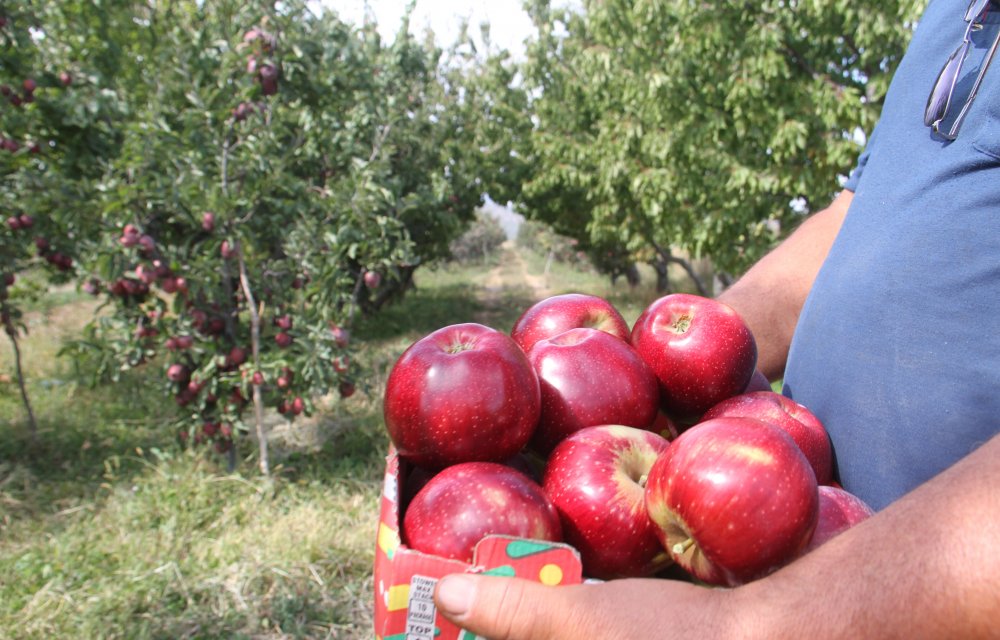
{"left": 924, "top": 44, "right": 968, "bottom": 126}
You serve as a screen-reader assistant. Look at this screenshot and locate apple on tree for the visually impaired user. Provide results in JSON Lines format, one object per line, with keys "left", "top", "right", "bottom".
{"left": 527, "top": 327, "right": 660, "bottom": 454}
{"left": 631, "top": 293, "right": 757, "bottom": 420}
{"left": 363, "top": 270, "right": 382, "bottom": 289}
{"left": 403, "top": 461, "right": 562, "bottom": 563}
{"left": 644, "top": 416, "right": 819, "bottom": 586}
{"left": 701, "top": 390, "right": 833, "bottom": 485}
{"left": 383, "top": 322, "right": 541, "bottom": 469}
{"left": 543, "top": 425, "right": 672, "bottom": 579}
{"left": 511, "top": 293, "right": 630, "bottom": 353}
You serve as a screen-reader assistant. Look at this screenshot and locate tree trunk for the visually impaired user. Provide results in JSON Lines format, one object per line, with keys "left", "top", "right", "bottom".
{"left": 651, "top": 255, "right": 671, "bottom": 293}
{"left": 237, "top": 249, "right": 269, "bottom": 476}
{"left": 0, "top": 302, "right": 38, "bottom": 442}
{"left": 625, "top": 263, "right": 641, "bottom": 287}
{"left": 6, "top": 328, "right": 38, "bottom": 440}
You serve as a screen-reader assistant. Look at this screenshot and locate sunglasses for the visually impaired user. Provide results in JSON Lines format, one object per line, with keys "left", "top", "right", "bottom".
{"left": 924, "top": 0, "right": 1000, "bottom": 140}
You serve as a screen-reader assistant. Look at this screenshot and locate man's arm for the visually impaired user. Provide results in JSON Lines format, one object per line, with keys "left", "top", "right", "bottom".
{"left": 432, "top": 431, "right": 1000, "bottom": 640}
{"left": 717, "top": 189, "right": 853, "bottom": 380}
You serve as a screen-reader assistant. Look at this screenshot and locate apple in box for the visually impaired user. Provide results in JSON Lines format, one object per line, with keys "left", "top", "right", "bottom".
{"left": 527, "top": 327, "right": 660, "bottom": 454}
{"left": 631, "top": 293, "right": 757, "bottom": 420}
{"left": 383, "top": 323, "right": 540, "bottom": 469}
{"left": 803, "top": 485, "right": 875, "bottom": 553}
{"left": 644, "top": 416, "right": 819, "bottom": 586}
{"left": 403, "top": 461, "right": 562, "bottom": 563}
{"left": 543, "top": 425, "right": 672, "bottom": 579}
{"left": 511, "top": 293, "right": 630, "bottom": 353}
{"left": 701, "top": 390, "right": 833, "bottom": 485}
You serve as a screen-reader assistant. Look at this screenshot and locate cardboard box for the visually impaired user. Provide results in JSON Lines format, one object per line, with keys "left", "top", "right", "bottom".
{"left": 373, "top": 447, "right": 584, "bottom": 640}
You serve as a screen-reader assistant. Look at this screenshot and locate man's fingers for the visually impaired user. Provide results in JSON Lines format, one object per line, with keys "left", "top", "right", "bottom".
{"left": 434, "top": 574, "right": 580, "bottom": 640}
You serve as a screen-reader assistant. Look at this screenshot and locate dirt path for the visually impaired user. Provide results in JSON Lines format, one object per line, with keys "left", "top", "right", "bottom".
{"left": 475, "top": 241, "right": 550, "bottom": 326}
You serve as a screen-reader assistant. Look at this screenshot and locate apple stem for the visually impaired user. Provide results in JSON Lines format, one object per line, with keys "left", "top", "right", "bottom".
{"left": 638, "top": 473, "right": 648, "bottom": 489}
{"left": 672, "top": 537, "right": 695, "bottom": 557}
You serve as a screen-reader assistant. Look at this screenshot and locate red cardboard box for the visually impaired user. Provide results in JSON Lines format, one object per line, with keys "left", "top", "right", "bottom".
{"left": 373, "top": 447, "right": 584, "bottom": 639}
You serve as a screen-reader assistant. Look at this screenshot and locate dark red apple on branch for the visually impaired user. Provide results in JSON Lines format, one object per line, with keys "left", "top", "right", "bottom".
{"left": 701, "top": 391, "right": 833, "bottom": 485}
{"left": 527, "top": 327, "right": 660, "bottom": 453}
{"left": 383, "top": 322, "right": 540, "bottom": 469}
{"left": 644, "top": 416, "right": 819, "bottom": 586}
{"left": 403, "top": 461, "right": 562, "bottom": 563}
{"left": 167, "top": 363, "right": 191, "bottom": 384}
{"left": 363, "top": 270, "right": 382, "bottom": 289}
{"left": 543, "top": 425, "right": 672, "bottom": 578}
{"left": 511, "top": 293, "right": 630, "bottom": 353}
{"left": 631, "top": 293, "right": 757, "bottom": 420}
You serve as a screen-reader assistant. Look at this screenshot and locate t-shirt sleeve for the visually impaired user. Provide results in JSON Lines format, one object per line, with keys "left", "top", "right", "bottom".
{"left": 844, "top": 136, "right": 875, "bottom": 191}
{"left": 842, "top": 125, "right": 879, "bottom": 192}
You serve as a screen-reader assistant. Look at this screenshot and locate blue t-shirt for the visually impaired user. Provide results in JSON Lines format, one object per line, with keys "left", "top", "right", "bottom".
{"left": 784, "top": 0, "right": 1000, "bottom": 511}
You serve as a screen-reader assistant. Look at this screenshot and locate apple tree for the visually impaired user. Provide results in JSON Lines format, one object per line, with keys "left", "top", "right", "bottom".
{"left": 0, "top": 1, "right": 131, "bottom": 437}
{"left": 520, "top": 0, "right": 927, "bottom": 283}
{"left": 3, "top": 0, "right": 531, "bottom": 472}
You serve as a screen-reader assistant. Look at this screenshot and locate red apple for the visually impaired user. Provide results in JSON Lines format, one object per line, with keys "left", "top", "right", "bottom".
{"left": 201, "top": 211, "right": 215, "bottom": 232}
{"left": 332, "top": 355, "right": 350, "bottom": 373}
{"left": 251, "top": 371, "right": 265, "bottom": 386}
{"left": 511, "top": 293, "right": 630, "bottom": 353}
{"left": 383, "top": 322, "right": 541, "bottom": 469}
{"left": 59, "top": 71, "right": 72, "bottom": 87}
{"left": 330, "top": 324, "right": 349, "bottom": 347}
{"left": 631, "top": 293, "right": 757, "bottom": 420}
{"left": 274, "top": 314, "right": 293, "bottom": 330}
{"left": 402, "top": 461, "right": 562, "bottom": 563}
{"left": 258, "top": 64, "right": 279, "bottom": 95}
{"left": 802, "top": 485, "right": 875, "bottom": 554}
{"left": 276, "top": 367, "right": 293, "bottom": 389}
{"left": 274, "top": 331, "right": 293, "bottom": 348}
{"left": 22, "top": 78, "right": 36, "bottom": 94}
{"left": 363, "top": 270, "right": 382, "bottom": 289}
{"left": 644, "top": 417, "right": 819, "bottom": 586}
{"left": 227, "top": 346, "right": 248, "bottom": 367}
{"left": 527, "top": 327, "right": 660, "bottom": 454}
{"left": 138, "top": 234, "right": 155, "bottom": 253}
{"left": 338, "top": 380, "right": 356, "bottom": 398}
{"left": 701, "top": 391, "right": 833, "bottom": 485}
{"left": 543, "top": 425, "right": 672, "bottom": 578}
{"left": 167, "top": 363, "right": 191, "bottom": 383}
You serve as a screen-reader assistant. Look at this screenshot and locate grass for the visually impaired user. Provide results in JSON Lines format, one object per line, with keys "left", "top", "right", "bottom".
{"left": 0, "top": 245, "right": 654, "bottom": 639}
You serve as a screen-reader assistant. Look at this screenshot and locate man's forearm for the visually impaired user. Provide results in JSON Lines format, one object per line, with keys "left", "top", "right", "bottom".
{"left": 718, "top": 190, "right": 853, "bottom": 380}
{"left": 735, "top": 431, "right": 1000, "bottom": 639}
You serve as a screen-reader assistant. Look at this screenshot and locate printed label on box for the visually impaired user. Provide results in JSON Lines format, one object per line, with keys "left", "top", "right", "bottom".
{"left": 405, "top": 575, "right": 438, "bottom": 640}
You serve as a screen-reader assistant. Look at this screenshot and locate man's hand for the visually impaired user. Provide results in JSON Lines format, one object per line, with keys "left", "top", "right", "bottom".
{"left": 433, "top": 432, "right": 1000, "bottom": 640}
{"left": 433, "top": 574, "right": 735, "bottom": 640}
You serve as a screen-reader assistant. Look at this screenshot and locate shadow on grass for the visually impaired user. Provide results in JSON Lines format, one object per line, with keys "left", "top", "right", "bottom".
{"left": 355, "top": 281, "right": 487, "bottom": 343}
{"left": 356, "top": 280, "right": 539, "bottom": 344}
